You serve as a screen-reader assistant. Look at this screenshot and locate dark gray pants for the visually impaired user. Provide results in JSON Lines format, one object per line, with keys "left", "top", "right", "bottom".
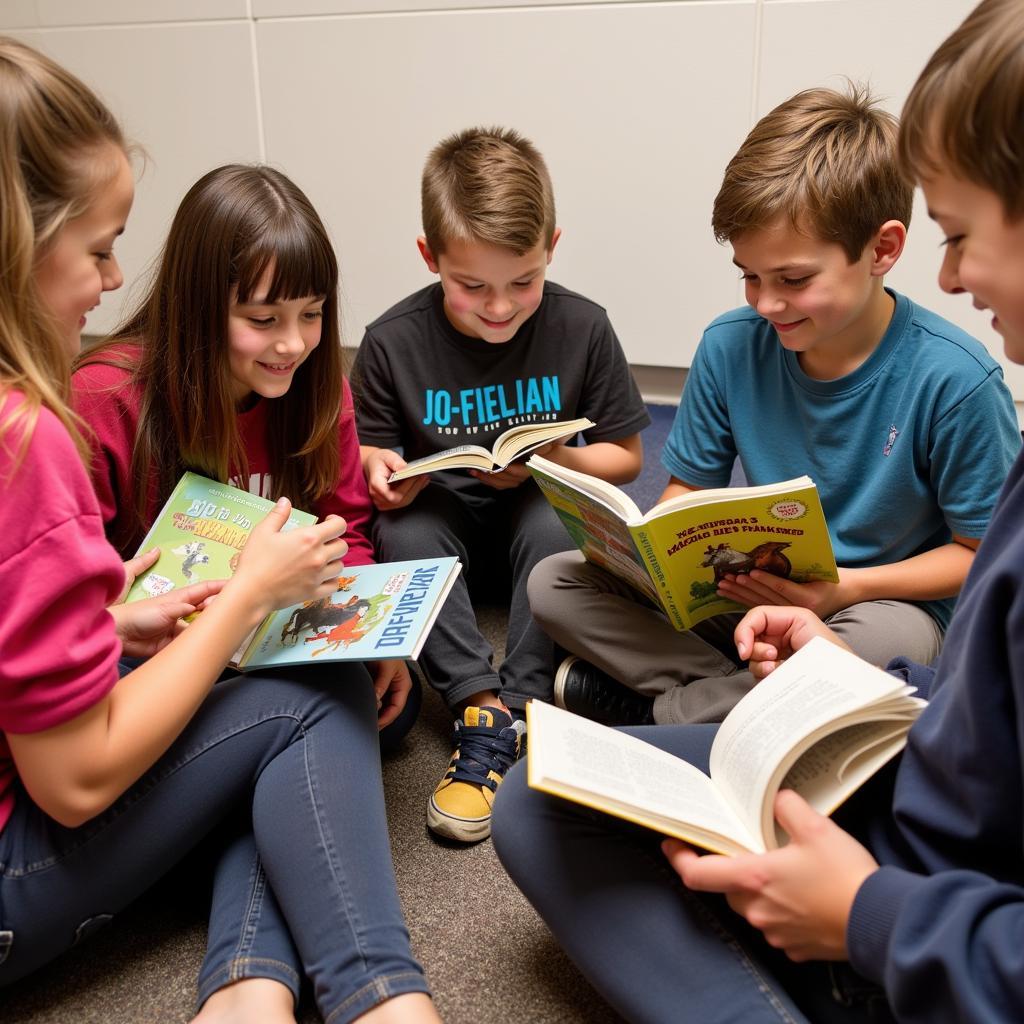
{"left": 529, "top": 552, "right": 944, "bottom": 723}
{"left": 373, "top": 483, "right": 572, "bottom": 711}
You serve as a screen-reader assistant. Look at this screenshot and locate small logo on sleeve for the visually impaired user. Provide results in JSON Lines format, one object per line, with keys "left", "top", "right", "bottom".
{"left": 883, "top": 424, "right": 899, "bottom": 457}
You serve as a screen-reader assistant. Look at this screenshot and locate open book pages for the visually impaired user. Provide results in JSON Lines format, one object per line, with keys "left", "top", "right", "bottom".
{"left": 387, "top": 417, "right": 595, "bottom": 482}
{"left": 526, "top": 637, "right": 924, "bottom": 855}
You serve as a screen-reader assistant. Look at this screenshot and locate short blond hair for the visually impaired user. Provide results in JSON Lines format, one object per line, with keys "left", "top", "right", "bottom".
{"left": 421, "top": 126, "right": 556, "bottom": 257}
{"left": 900, "top": 0, "right": 1024, "bottom": 220}
{"left": 712, "top": 85, "right": 913, "bottom": 262}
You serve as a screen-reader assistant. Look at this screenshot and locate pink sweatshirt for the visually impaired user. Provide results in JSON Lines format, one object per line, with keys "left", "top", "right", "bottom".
{"left": 0, "top": 393, "right": 123, "bottom": 833}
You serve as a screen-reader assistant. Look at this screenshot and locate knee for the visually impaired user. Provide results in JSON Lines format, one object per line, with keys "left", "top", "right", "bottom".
{"left": 526, "top": 552, "right": 582, "bottom": 626}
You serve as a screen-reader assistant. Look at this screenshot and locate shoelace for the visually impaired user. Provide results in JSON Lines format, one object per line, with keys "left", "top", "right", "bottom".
{"left": 448, "top": 723, "right": 520, "bottom": 791}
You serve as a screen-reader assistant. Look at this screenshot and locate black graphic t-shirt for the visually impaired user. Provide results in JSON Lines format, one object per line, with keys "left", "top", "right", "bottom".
{"left": 352, "top": 282, "right": 650, "bottom": 494}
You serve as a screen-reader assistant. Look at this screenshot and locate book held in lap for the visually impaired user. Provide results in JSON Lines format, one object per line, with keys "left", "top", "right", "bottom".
{"left": 526, "top": 636, "right": 925, "bottom": 856}
{"left": 124, "top": 471, "right": 460, "bottom": 668}
{"left": 387, "top": 416, "right": 594, "bottom": 482}
{"left": 527, "top": 455, "right": 838, "bottom": 630}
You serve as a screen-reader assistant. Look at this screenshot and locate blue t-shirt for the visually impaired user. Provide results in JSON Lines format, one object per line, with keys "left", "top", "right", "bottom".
{"left": 661, "top": 290, "right": 1021, "bottom": 629}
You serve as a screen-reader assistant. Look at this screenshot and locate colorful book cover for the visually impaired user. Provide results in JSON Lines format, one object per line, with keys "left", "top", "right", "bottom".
{"left": 237, "top": 557, "right": 462, "bottom": 668}
{"left": 529, "top": 458, "right": 838, "bottom": 631}
{"left": 124, "top": 472, "right": 314, "bottom": 604}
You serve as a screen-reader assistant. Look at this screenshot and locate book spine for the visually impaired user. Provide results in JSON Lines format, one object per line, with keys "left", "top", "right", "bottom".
{"left": 632, "top": 526, "right": 686, "bottom": 629}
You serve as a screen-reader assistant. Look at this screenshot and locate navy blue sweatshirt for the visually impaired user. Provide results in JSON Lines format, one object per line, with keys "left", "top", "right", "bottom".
{"left": 845, "top": 441, "right": 1024, "bottom": 1021}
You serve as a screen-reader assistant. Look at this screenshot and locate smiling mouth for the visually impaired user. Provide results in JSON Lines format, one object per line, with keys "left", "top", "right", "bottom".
{"left": 479, "top": 315, "right": 516, "bottom": 329}
{"left": 771, "top": 319, "right": 806, "bottom": 332}
{"left": 258, "top": 361, "right": 297, "bottom": 373}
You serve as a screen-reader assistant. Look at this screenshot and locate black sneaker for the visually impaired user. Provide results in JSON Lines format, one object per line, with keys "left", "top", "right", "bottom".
{"left": 554, "top": 657, "right": 654, "bottom": 725}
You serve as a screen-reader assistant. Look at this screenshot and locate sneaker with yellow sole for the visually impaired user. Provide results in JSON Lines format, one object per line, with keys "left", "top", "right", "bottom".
{"left": 427, "top": 706, "right": 526, "bottom": 842}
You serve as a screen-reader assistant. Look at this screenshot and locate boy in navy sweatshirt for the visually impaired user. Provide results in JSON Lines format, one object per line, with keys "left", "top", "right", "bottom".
{"left": 493, "top": 2, "right": 1024, "bottom": 1020}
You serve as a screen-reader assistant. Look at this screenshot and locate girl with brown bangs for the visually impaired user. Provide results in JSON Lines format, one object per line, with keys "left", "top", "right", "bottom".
{"left": 73, "top": 164, "right": 416, "bottom": 733}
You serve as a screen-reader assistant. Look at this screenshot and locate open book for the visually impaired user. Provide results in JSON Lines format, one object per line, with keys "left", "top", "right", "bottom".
{"left": 528, "top": 455, "right": 838, "bottom": 631}
{"left": 527, "top": 637, "right": 925, "bottom": 855}
{"left": 123, "top": 472, "right": 461, "bottom": 668}
{"left": 387, "top": 417, "right": 594, "bottom": 482}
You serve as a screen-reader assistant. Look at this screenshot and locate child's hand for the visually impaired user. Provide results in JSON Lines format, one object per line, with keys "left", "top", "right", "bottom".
{"left": 468, "top": 462, "right": 532, "bottom": 490}
{"left": 232, "top": 500, "right": 350, "bottom": 613}
{"left": 370, "top": 659, "right": 413, "bottom": 728}
{"left": 717, "top": 568, "right": 858, "bottom": 620}
{"left": 116, "top": 546, "right": 161, "bottom": 603}
{"left": 734, "top": 606, "right": 851, "bottom": 679}
{"left": 366, "top": 448, "right": 429, "bottom": 511}
{"left": 663, "top": 790, "right": 878, "bottom": 961}
{"left": 110, "top": 579, "right": 225, "bottom": 657}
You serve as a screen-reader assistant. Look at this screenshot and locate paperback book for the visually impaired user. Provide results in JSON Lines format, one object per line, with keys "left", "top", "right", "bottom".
{"left": 527, "top": 637, "right": 925, "bottom": 855}
{"left": 388, "top": 417, "right": 594, "bottom": 482}
{"left": 124, "top": 472, "right": 461, "bottom": 667}
{"left": 527, "top": 455, "right": 838, "bottom": 631}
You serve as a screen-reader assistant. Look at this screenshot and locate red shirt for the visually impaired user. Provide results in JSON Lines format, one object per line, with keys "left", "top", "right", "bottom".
{"left": 72, "top": 354, "right": 375, "bottom": 565}
{"left": 0, "top": 393, "right": 123, "bottom": 832}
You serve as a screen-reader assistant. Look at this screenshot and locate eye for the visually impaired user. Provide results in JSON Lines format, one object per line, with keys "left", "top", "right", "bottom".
{"left": 94, "top": 251, "right": 113, "bottom": 262}
{"left": 739, "top": 273, "right": 758, "bottom": 283}
{"left": 249, "top": 317, "right": 275, "bottom": 327}
{"left": 303, "top": 309, "right": 324, "bottom": 321}
{"left": 941, "top": 235, "right": 965, "bottom": 249}
{"left": 461, "top": 283, "right": 484, "bottom": 291}
{"left": 513, "top": 279, "right": 535, "bottom": 288}
{"left": 781, "top": 275, "right": 811, "bottom": 288}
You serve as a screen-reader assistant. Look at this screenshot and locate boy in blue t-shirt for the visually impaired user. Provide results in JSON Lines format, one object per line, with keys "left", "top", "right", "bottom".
{"left": 352, "top": 127, "right": 649, "bottom": 842}
{"left": 529, "top": 85, "right": 1020, "bottom": 727}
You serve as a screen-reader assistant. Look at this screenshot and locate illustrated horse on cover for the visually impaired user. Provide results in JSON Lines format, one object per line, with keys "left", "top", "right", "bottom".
{"left": 279, "top": 574, "right": 360, "bottom": 645}
{"left": 700, "top": 541, "right": 792, "bottom": 583}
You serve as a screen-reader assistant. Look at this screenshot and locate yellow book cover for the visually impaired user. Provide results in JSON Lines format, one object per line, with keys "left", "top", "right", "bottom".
{"left": 527, "top": 456, "right": 838, "bottom": 631}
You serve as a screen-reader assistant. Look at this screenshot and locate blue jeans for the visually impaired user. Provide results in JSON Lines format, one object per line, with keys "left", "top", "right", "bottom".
{"left": 0, "top": 665, "right": 430, "bottom": 1022}
{"left": 492, "top": 723, "right": 895, "bottom": 1024}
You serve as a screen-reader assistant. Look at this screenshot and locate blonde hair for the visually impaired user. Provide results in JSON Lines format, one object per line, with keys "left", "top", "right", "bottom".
{"left": 0, "top": 36, "right": 126, "bottom": 465}
{"left": 712, "top": 85, "right": 913, "bottom": 262}
{"left": 421, "top": 126, "right": 556, "bottom": 257}
{"left": 900, "top": 0, "right": 1024, "bottom": 220}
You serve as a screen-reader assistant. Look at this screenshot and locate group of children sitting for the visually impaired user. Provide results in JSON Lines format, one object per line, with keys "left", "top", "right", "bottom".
{"left": 1, "top": 0, "right": 1024, "bottom": 1020}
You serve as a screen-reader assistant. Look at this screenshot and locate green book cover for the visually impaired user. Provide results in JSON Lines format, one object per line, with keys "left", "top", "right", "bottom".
{"left": 124, "top": 472, "right": 315, "bottom": 603}
{"left": 528, "top": 456, "right": 838, "bottom": 631}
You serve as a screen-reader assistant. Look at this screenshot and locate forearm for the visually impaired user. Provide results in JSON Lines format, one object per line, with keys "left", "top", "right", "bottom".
{"left": 843, "top": 540, "right": 976, "bottom": 604}
{"left": 543, "top": 435, "right": 643, "bottom": 484}
{"left": 14, "top": 583, "right": 270, "bottom": 826}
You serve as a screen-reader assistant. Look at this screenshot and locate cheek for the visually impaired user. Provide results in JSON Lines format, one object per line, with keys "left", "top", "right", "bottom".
{"left": 226, "top": 323, "right": 263, "bottom": 363}
{"left": 445, "top": 290, "right": 477, "bottom": 315}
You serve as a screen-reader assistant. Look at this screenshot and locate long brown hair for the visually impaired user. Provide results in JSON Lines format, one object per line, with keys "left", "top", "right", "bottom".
{"left": 79, "top": 164, "right": 344, "bottom": 535}
{"left": 0, "top": 36, "right": 126, "bottom": 467}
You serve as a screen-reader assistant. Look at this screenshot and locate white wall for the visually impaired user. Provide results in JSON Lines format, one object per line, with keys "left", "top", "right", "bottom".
{"left": 4, "top": 0, "right": 1021, "bottom": 400}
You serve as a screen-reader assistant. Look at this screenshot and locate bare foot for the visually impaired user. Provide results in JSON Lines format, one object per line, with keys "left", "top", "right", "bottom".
{"left": 192, "top": 977, "right": 295, "bottom": 1024}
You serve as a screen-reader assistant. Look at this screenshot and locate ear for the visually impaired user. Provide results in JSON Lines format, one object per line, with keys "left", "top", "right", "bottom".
{"left": 869, "top": 220, "right": 907, "bottom": 276}
{"left": 417, "top": 236, "right": 440, "bottom": 274}
{"left": 546, "top": 227, "right": 562, "bottom": 264}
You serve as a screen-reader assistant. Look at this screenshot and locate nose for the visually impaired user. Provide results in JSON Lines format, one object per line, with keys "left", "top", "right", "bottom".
{"left": 274, "top": 319, "right": 308, "bottom": 356}
{"left": 102, "top": 255, "right": 124, "bottom": 293}
{"left": 937, "top": 245, "right": 965, "bottom": 296}
{"left": 754, "top": 287, "right": 786, "bottom": 318}
{"left": 484, "top": 292, "right": 514, "bottom": 320}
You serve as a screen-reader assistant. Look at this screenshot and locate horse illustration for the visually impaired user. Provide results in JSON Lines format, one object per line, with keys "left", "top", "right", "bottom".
{"left": 700, "top": 541, "right": 792, "bottom": 583}
{"left": 308, "top": 605, "right": 372, "bottom": 655}
{"left": 171, "top": 541, "right": 209, "bottom": 581}
{"left": 281, "top": 590, "right": 370, "bottom": 647}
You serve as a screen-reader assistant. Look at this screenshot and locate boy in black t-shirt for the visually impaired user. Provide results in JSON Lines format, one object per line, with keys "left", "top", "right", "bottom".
{"left": 352, "top": 126, "right": 649, "bottom": 843}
